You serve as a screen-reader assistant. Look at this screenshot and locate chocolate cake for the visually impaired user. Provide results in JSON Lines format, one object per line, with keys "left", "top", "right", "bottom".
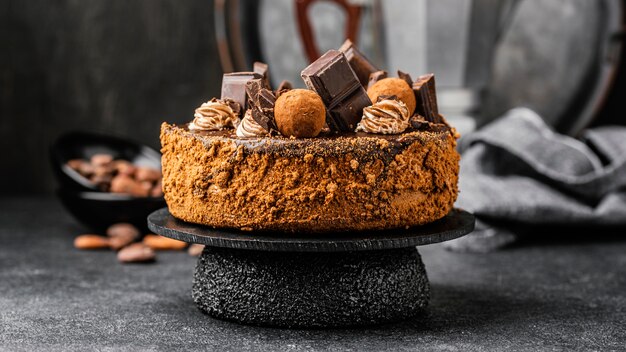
{"left": 160, "top": 41, "right": 460, "bottom": 233}
{"left": 160, "top": 123, "right": 458, "bottom": 232}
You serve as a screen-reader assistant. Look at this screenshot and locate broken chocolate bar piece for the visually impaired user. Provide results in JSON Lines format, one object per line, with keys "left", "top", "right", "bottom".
{"left": 339, "top": 39, "right": 379, "bottom": 88}
{"left": 275, "top": 80, "right": 293, "bottom": 98}
{"left": 367, "top": 70, "right": 388, "bottom": 90}
{"left": 409, "top": 115, "right": 428, "bottom": 130}
{"left": 412, "top": 73, "right": 441, "bottom": 123}
{"left": 301, "top": 50, "right": 372, "bottom": 131}
{"left": 221, "top": 72, "right": 262, "bottom": 111}
{"left": 327, "top": 90, "right": 371, "bottom": 131}
{"left": 245, "top": 78, "right": 265, "bottom": 105}
{"left": 255, "top": 89, "right": 278, "bottom": 131}
{"left": 397, "top": 70, "right": 413, "bottom": 87}
{"left": 222, "top": 98, "right": 242, "bottom": 117}
{"left": 276, "top": 80, "right": 293, "bottom": 92}
{"left": 257, "top": 89, "right": 276, "bottom": 113}
{"left": 253, "top": 62, "right": 271, "bottom": 89}
{"left": 409, "top": 115, "right": 451, "bottom": 133}
{"left": 246, "top": 82, "right": 278, "bottom": 132}
{"left": 251, "top": 108, "right": 275, "bottom": 132}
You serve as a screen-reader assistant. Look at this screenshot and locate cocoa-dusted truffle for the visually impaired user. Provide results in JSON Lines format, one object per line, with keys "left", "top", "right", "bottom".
{"left": 367, "top": 78, "right": 416, "bottom": 116}
{"left": 274, "top": 89, "right": 326, "bottom": 138}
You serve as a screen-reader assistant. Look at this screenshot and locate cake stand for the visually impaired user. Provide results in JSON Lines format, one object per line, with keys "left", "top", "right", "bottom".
{"left": 147, "top": 208, "right": 475, "bottom": 328}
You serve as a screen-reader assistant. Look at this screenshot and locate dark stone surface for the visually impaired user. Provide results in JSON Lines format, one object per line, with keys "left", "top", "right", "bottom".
{"left": 192, "top": 247, "right": 429, "bottom": 328}
{"left": 1, "top": 197, "right": 625, "bottom": 351}
{"left": 147, "top": 208, "right": 475, "bottom": 252}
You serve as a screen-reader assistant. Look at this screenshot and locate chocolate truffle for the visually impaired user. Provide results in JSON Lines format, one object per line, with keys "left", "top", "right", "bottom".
{"left": 367, "top": 78, "right": 416, "bottom": 116}
{"left": 274, "top": 89, "right": 326, "bottom": 138}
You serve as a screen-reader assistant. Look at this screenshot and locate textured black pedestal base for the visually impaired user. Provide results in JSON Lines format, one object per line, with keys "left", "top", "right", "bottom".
{"left": 192, "top": 246, "right": 429, "bottom": 328}
{"left": 148, "top": 208, "right": 475, "bottom": 328}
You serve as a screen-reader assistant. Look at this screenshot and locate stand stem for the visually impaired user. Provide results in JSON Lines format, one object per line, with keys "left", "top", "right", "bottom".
{"left": 192, "top": 246, "right": 430, "bottom": 328}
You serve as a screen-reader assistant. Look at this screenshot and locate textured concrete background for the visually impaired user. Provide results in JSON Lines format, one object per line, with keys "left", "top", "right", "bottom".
{"left": 1, "top": 197, "right": 625, "bottom": 351}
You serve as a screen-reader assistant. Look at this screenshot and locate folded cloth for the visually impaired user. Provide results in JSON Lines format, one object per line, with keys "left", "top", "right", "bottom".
{"left": 446, "top": 108, "right": 626, "bottom": 252}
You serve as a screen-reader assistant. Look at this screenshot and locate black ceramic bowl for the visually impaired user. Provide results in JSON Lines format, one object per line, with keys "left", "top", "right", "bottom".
{"left": 51, "top": 131, "right": 162, "bottom": 192}
{"left": 57, "top": 190, "right": 165, "bottom": 232}
{"left": 51, "top": 131, "right": 165, "bottom": 231}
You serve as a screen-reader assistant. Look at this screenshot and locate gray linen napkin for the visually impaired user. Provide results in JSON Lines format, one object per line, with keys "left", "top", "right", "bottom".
{"left": 446, "top": 108, "right": 626, "bottom": 252}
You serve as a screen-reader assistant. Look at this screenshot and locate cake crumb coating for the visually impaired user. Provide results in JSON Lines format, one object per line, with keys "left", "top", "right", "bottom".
{"left": 160, "top": 123, "right": 459, "bottom": 233}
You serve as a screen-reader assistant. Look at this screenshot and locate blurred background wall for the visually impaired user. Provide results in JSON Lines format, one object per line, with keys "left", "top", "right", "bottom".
{"left": 1, "top": 0, "right": 223, "bottom": 194}
{"left": 1, "top": 0, "right": 624, "bottom": 194}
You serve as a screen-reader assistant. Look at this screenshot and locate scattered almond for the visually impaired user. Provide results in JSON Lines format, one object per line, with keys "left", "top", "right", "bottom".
{"left": 90, "top": 153, "right": 114, "bottom": 166}
{"left": 135, "top": 167, "right": 162, "bottom": 182}
{"left": 109, "top": 235, "right": 135, "bottom": 251}
{"left": 187, "top": 244, "right": 205, "bottom": 257}
{"left": 66, "top": 154, "right": 161, "bottom": 196}
{"left": 113, "top": 160, "right": 136, "bottom": 176}
{"left": 77, "top": 162, "right": 95, "bottom": 177}
{"left": 150, "top": 180, "right": 164, "bottom": 197}
{"left": 140, "top": 181, "right": 153, "bottom": 194}
{"left": 74, "top": 234, "right": 110, "bottom": 250}
{"left": 143, "top": 234, "right": 187, "bottom": 251}
{"left": 117, "top": 243, "right": 156, "bottom": 263}
{"left": 106, "top": 223, "right": 140, "bottom": 239}
{"left": 93, "top": 164, "right": 114, "bottom": 177}
{"left": 110, "top": 174, "right": 150, "bottom": 197}
{"left": 91, "top": 174, "right": 113, "bottom": 188}
{"left": 67, "top": 159, "right": 84, "bottom": 170}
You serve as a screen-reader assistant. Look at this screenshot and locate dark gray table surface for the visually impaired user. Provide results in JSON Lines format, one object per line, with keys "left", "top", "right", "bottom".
{"left": 1, "top": 197, "right": 624, "bottom": 351}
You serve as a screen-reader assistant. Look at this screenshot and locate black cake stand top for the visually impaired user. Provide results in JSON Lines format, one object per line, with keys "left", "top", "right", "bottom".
{"left": 147, "top": 208, "right": 475, "bottom": 252}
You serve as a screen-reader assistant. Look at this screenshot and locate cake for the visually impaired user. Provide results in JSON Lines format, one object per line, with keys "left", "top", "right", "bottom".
{"left": 160, "top": 41, "right": 460, "bottom": 233}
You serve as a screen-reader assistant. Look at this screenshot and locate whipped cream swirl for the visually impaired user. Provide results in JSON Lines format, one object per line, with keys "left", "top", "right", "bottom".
{"left": 189, "top": 98, "right": 240, "bottom": 131}
{"left": 355, "top": 98, "right": 410, "bottom": 134}
{"left": 236, "top": 110, "right": 267, "bottom": 138}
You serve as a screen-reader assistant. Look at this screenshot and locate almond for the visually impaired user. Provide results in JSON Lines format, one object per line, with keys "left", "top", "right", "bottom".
{"left": 66, "top": 159, "right": 84, "bottom": 171}
{"left": 143, "top": 234, "right": 187, "bottom": 251}
{"left": 76, "top": 162, "right": 95, "bottom": 177}
{"left": 113, "top": 160, "right": 136, "bottom": 176}
{"left": 74, "top": 234, "right": 110, "bottom": 250}
{"left": 106, "top": 223, "right": 140, "bottom": 239}
{"left": 187, "top": 244, "right": 205, "bottom": 257}
{"left": 93, "top": 164, "right": 114, "bottom": 177}
{"left": 117, "top": 243, "right": 156, "bottom": 263}
{"left": 135, "top": 167, "right": 162, "bottom": 182}
{"left": 90, "top": 153, "right": 114, "bottom": 167}
{"left": 109, "top": 235, "right": 136, "bottom": 251}
{"left": 110, "top": 175, "right": 150, "bottom": 197}
{"left": 150, "top": 181, "right": 164, "bottom": 197}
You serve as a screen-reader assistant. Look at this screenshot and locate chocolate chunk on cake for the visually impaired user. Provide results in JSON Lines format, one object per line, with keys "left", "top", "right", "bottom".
{"left": 339, "top": 39, "right": 379, "bottom": 88}
{"left": 301, "top": 50, "right": 371, "bottom": 132}
{"left": 253, "top": 61, "right": 271, "bottom": 89}
{"left": 413, "top": 73, "right": 441, "bottom": 123}
{"left": 221, "top": 72, "right": 262, "bottom": 111}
